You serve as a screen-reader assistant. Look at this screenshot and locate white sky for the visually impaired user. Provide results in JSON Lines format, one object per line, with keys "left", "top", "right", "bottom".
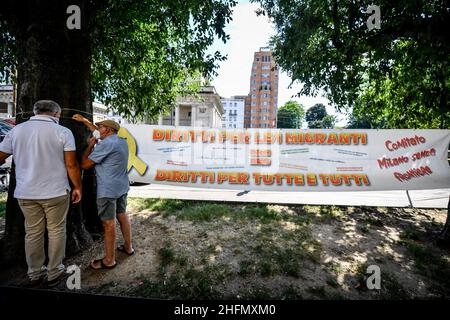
{"left": 209, "top": 1, "right": 347, "bottom": 127}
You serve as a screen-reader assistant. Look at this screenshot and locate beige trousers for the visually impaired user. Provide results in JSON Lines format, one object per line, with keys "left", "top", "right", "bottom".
{"left": 18, "top": 193, "right": 70, "bottom": 282}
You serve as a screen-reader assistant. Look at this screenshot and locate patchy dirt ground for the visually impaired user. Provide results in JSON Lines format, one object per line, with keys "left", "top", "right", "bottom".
{"left": 1, "top": 198, "right": 449, "bottom": 299}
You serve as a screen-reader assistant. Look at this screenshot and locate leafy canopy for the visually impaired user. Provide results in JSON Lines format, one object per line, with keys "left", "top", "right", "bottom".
{"left": 254, "top": 0, "right": 450, "bottom": 128}
{"left": 0, "top": 0, "right": 237, "bottom": 121}
{"left": 305, "top": 103, "right": 335, "bottom": 129}
{"left": 276, "top": 100, "right": 304, "bottom": 128}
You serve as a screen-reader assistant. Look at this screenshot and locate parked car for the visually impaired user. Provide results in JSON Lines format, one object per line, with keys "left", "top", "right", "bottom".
{"left": 0, "top": 119, "right": 14, "bottom": 143}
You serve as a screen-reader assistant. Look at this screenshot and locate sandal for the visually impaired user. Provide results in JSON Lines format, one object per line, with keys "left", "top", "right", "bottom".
{"left": 90, "top": 258, "right": 117, "bottom": 270}
{"left": 117, "top": 244, "right": 135, "bottom": 256}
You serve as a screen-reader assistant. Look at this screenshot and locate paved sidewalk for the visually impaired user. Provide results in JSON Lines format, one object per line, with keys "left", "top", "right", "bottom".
{"left": 129, "top": 184, "right": 450, "bottom": 209}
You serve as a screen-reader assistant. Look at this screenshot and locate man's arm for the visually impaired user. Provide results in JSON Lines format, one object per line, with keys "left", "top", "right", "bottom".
{"left": 0, "top": 151, "right": 11, "bottom": 166}
{"left": 72, "top": 114, "right": 97, "bottom": 132}
{"left": 64, "top": 151, "right": 82, "bottom": 204}
{"left": 80, "top": 137, "right": 97, "bottom": 170}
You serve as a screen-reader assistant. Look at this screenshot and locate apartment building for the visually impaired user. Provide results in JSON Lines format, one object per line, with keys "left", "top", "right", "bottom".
{"left": 244, "top": 47, "right": 279, "bottom": 128}
{"left": 221, "top": 95, "right": 245, "bottom": 129}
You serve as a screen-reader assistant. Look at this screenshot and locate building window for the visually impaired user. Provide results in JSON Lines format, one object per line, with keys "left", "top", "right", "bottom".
{"left": 261, "top": 73, "right": 269, "bottom": 78}
{"left": 251, "top": 101, "right": 256, "bottom": 106}
{"left": 263, "top": 101, "right": 267, "bottom": 106}
{"left": 262, "top": 65, "right": 270, "bottom": 70}
{"left": 188, "top": 111, "right": 191, "bottom": 117}
{"left": 199, "top": 108, "right": 206, "bottom": 113}
{"left": 0, "top": 102, "right": 8, "bottom": 113}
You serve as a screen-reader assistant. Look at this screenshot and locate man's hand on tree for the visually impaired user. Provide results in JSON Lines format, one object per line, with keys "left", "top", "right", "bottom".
{"left": 72, "top": 114, "right": 87, "bottom": 123}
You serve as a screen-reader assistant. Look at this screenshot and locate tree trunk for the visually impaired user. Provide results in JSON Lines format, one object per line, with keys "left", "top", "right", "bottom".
{"left": 0, "top": 0, "right": 101, "bottom": 268}
{"left": 436, "top": 66, "right": 450, "bottom": 246}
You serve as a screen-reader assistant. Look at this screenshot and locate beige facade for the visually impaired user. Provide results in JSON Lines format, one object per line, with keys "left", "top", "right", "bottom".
{"left": 244, "top": 47, "right": 279, "bottom": 128}
{"left": 159, "top": 86, "right": 224, "bottom": 128}
{"left": 0, "top": 85, "right": 15, "bottom": 118}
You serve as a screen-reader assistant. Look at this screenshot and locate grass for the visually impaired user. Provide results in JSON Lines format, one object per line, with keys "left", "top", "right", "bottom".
{"left": 354, "top": 262, "right": 410, "bottom": 299}
{"left": 128, "top": 197, "right": 320, "bottom": 226}
{"left": 399, "top": 228, "right": 422, "bottom": 241}
{"left": 122, "top": 197, "right": 325, "bottom": 299}
{"left": 127, "top": 248, "right": 230, "bottom": 299}
{"left": 129, "top": 198, "right": 278, "bottom": 222}
{"left": 400, "top": 240, "right": 450, "bottom": 296}
{"left": 119, "top": 197, "right": 448, "bottom": 299}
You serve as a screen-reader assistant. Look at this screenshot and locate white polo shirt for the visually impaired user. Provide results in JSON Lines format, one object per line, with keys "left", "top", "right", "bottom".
{"left": 0, "top": 115, "right": 76, "bottom": 199}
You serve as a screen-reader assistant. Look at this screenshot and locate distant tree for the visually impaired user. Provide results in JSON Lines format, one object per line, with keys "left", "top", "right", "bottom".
{"left": 346, "top": 113, "right": 378, "bottom": 129}
{"left": 305, "top": 103, "right": 335, "bottom": 128}
{"left": 254, "top": 0, "right": 450, "bottom": 128}
{"left": 276, "top": 100, "right": 304, "bottom": 128}
{"left": 322, "top": 115, "right": 336, "bottom": 129}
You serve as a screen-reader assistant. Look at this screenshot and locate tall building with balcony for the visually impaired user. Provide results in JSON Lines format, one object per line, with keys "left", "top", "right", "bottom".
{"left": 244, "top": 47, "right": 279, "bottom": 128}
{"left": 221, "top": 96, "right": 245, "bottom": 129}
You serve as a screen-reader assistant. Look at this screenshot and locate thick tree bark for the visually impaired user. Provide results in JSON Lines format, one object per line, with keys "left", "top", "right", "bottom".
{"left": 0, "top": 0, "right": 101, "bottom": 268}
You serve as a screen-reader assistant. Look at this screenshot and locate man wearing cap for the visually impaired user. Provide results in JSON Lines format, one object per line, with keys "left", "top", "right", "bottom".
{"left": 73, "top": 114, "right": 134, "bottom": 269}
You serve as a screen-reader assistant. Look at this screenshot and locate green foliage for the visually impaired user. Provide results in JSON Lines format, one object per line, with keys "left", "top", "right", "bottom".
{"left": 306, "top": 103, "right": 327, "bottom": 122}
{"left": 254, "top": 0, "right": 450, "bottom": 128}
{"left": 0, "top": 0, "right": 237, "bottom": 120}
{"left": 346, "top": 113, "right": 377, "bottom": 129}
{"left": 305, "top": 103, "right": 335, "bottom": 128}
{"left": 91, "top": 0, "right": 237, "bottom": 120}
{"left": 352, "top": 41, "right": 450, "bottom": 128}
{"left": 277, "top": 100, "right": 305, "bottom": 128}
{"left": 0, "top": 20, "right": 15, "bottom": 83}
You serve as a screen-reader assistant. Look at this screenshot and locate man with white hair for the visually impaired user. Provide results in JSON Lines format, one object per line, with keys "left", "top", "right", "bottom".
{"left": 0, "top": 100, "right": 82, "bottom": 287}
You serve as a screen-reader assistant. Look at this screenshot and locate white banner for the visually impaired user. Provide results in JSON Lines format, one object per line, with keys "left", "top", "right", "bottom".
{"left": 117, "top": 126, "right": 450, "bottom": 192}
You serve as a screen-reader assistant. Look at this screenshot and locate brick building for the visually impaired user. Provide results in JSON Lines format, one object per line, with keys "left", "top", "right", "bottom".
{"left": 244, "top": 47, "right": 279, "bottom": 128}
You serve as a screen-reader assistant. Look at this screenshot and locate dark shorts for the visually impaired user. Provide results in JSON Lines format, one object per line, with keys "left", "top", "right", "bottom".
{"left": 96, "top": 193, "right": 128, "bottom": 221}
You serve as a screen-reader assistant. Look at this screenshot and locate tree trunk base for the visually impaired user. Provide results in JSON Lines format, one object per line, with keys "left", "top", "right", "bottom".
{"left": 435, "top": 197, "right": 450, "bottom": 249}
